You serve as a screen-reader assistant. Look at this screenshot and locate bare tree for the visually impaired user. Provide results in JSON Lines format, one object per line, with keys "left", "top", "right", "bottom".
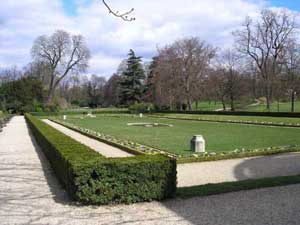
{"left": 177, "top": 38, "right": 216, "bottom": 110}
{"left": 104, "top": 74, "right": 121, "bottom": 107}
{"left": 233, "top": 9, "right": 296, "bottom": 110}
{"left": 218, "top": 49, "right": 245, "bottom": 111}
{"left": 208, "top": 69, "right": 228, "bottom": 111}
{"left": 0, "top": 66, "right": 22, "bottom": 84}
{"left": 155, "top": 38, "right": 216, "bottom": 110}
{"left": 102, "top": 0, "right": 135, "bottom": 21}
{"left": 87, "top": 74, "right": 106, "bottom": 108}
{"left": 281, "top": 39, "right": 300, "bottom": 112}
{"left": 31, "top": 30, "right": 91, "bottom": 104}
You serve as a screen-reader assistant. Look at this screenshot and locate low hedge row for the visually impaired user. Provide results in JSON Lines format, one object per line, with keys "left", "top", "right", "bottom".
{"left": 31, "top": 110, "right": 130, "bottom": 117}
{"left": 157, "top": 110, "right": 300, "bottom": 118}
{"left": 25, "top": 114, "right": 177, "bottom": 205}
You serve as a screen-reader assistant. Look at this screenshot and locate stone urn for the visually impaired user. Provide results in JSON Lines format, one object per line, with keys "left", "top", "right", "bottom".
{"left": 190, "top": 135, "right": 205, "bottom": 153}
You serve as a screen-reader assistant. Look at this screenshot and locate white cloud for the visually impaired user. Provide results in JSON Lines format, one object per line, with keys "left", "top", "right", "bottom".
{"left": 1, "top": 0, "right": 294, "bottom": 76}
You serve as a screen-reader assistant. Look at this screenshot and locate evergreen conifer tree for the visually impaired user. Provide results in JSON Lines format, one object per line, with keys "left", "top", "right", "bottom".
{"left": 119, "top": 49, "right": 145, "bottom": 106}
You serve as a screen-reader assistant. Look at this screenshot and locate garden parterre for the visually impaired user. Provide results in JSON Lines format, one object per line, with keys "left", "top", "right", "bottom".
{"left": 57, "top": 114, "right": 300, "bottom": 159}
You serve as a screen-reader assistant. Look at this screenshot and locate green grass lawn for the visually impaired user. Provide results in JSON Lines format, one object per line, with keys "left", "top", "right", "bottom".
{"left": 242, "top": 101, "right": 300, "bottom": 112}
{"left": 192, "top": 101, "right": 224, "bottom": 111}
{"left": 154, "top": 113, "right": 300, "bottom": 125}
{"left": 63, "top": 114, "right": 300, "bottom": 156}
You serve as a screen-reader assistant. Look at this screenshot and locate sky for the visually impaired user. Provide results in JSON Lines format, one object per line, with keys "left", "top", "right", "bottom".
{"left": 0, "top": 0, "right": 299, "bottom": 78}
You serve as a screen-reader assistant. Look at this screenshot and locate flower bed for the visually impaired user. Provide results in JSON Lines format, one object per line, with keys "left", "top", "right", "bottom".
{"left": 177, "top": 145, "right": 300, "bottom": 163}
{"left": 150, "top": 115, "right": 300, "bottom": 128}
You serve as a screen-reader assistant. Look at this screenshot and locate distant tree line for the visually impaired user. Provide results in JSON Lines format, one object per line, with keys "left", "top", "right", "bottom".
{"left": 1, "top": 9, "right": 300, "bottom": 113}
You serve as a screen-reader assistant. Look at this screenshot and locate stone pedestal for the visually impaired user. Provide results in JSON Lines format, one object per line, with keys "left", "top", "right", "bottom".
{"left": 190, "top": 135, "right": 205, "bottom": 153}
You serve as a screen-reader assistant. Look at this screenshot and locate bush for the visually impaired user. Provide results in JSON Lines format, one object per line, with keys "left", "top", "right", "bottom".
{"left": 157, "top": 110, "right": 300, "bottom": 118}
{"left": 129, "top": 102, "right": 154, "bottom": 114}
{"left": 30, "top": 109, "right": 130, "bottom": 117}
{"left": 25, "top": 114, "right": 177, "bottom": 205}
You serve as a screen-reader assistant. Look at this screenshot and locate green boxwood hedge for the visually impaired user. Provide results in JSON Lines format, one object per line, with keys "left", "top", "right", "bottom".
{"left": 158, "top": 110, "right": 300, "bottom": 118}
{"left": 25, "top": 114, "right": 177, "bottom": 205}
{"left": 30, "top": 110, "right": 130, "bottom": 117}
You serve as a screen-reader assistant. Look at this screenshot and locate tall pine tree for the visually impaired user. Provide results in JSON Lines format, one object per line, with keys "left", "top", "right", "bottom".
{"left": 119, "top": 49, "right": 145, "bottom": 106}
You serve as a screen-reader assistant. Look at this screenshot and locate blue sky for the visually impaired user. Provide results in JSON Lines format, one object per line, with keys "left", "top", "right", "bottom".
{"left": 270, "top": 0, "right": 300, "bottom": 11}
{"left": 61, "top": 0, "right": 300, "bottom": 16}
{"left": 62, "top": 0, "right": 77, "bottom": 16}
{"left": 0, "top": 0, "right": 299, "bottom": 77}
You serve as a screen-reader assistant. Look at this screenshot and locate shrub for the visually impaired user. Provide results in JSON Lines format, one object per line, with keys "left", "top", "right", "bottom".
{"left": 25, "top": 114, "right": 177, "bottom": 205}
{"left": 157, "top": 110, "right": 300, "bottom": 118}
{"left": 129, "top": 102, "right": 154, "bottom": 114}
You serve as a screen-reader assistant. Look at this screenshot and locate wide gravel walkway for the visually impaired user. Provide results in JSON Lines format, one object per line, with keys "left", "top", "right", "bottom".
{"left": 1, "top": 116, "right": 300, "bottom": 225}
{"left": 42, "top": 119, "right": 133, "bottom": 158}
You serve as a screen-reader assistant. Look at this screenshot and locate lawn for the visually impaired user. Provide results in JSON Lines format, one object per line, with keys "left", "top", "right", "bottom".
{"left": 154, "top": 113, "right": 300, "bottom": 125}
{"left": 242, "top": 101, "right": 300, "bottom": 112}
{"left": 192, "top": 101, "right": 224, "bottom": 111}
{"left": 63, "top": 114, "right": 300, "bottom": 156}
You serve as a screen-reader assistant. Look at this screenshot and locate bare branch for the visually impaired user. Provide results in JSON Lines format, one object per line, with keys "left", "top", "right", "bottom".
{"left": 102, "top": 0, "right": 135, "bottom": 22}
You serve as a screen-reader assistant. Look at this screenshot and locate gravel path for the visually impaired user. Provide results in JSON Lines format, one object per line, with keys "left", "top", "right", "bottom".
{"left": 42, "top": 119, "right": 133, "bottom": 158}
{"left": 1, "top": 116, "right": 300, "bottom": 225}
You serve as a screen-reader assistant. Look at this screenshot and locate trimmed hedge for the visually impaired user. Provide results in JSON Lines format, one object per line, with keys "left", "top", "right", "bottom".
{"left": 157, "top": 110, "right": 300, "bottom": 118}
{"left": 25, "top": 114, "right": 177, "bottom": 205}
{"left": 30, "top": 110, "right": 130, "bottom": 117}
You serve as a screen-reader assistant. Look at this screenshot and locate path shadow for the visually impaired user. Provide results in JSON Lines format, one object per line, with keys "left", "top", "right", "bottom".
{"left": 25, "top": 122, "right": 75, "bottom": 206}
{"left": 160, "top": 152, "right": 300, "bottom": 225}
{"left": 233, "top": 152, "right": 300, "bottom": 181}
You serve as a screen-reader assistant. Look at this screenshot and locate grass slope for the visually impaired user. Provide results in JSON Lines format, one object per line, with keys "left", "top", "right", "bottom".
{"left": 242, "top": 101, "right": 300, "bottom": 112}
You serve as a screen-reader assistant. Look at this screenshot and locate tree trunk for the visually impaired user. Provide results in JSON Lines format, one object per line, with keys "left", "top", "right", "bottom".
{"left": 46, "top": 87, "right": 55, "bottom": 105}
{"left": 187, "top": 98, "right": 192, "bottom": 111}
{"left": 195, "top": 101, "right": 198, "bottom": 111}
{"left": 291, "top": 91, "right": 295, "bottom": 112}
{"left": 47, "top": 72, "right": 56, "bottom": 105}
{"left": 221, "top": 96, "right": 226, "bottom": 111}
{"left": 230, "top": 94, "right": 235, "bottom": 111}
{"left": 265, "top": 82, "right": 272, "bottom": 111}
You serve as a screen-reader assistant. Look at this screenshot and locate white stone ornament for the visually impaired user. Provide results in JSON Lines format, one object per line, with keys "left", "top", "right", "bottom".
{"left": 190, "top": 135, "right": 205, "bottom": 153}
